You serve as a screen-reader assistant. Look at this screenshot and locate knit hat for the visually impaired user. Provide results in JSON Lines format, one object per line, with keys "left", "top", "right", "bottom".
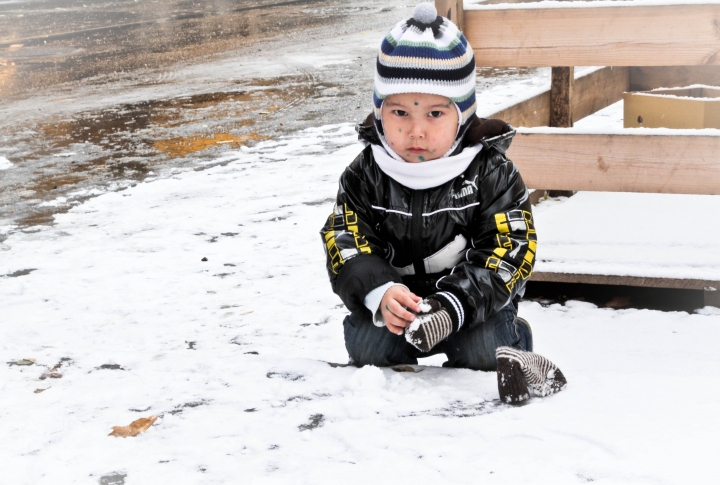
{"left": 373, "top": 3, "right": 477, "bottom": 157}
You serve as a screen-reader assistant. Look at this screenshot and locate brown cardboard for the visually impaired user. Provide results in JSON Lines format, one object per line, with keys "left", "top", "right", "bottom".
{"left": 623, "top": 86, "right": 720, "bottom": 129}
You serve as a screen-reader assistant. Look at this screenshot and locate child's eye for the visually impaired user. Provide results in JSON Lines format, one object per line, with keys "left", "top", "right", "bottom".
{"left": 393, "top": 110, "right": 408, "bottom": 116}
{"left": 429, "top": 111, "right": 443, "bottom": 118}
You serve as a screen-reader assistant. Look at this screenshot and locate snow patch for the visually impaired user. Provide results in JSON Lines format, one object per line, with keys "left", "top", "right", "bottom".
{"left": 345, "top": 366, "right": 386, "bottom": 392}
{"left": 314, "top": 58, "right": 355, "bottom": 67}
{"left": 67, "top": 188, "right": 106, "bottom": 198}
{"left": 39, "top": 197, "right": 68, "bottom": 207}
{"left": 0, "top": 156, "right": 13, "bottom": 170}
{"left": 696, "top": 306, "right": 720, "bottom": 316}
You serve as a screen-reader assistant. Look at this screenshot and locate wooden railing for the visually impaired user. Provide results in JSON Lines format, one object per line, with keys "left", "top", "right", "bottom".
{"left": 437, "top": 0, "right": 720, "bottom": 195}
{"left": 464, "top": 3, "right": 720, "bottom": 67}
{"left": 436, "top": 0, "right": 720, "bottom": 304}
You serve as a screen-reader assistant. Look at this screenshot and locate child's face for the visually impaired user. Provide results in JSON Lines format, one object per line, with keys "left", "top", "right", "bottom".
{"left": 381, "top": 92, "right": 459, "bottom": 163}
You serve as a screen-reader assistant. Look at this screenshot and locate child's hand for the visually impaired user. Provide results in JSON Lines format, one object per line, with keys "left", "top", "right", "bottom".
{"left": 380, "top": 286, "right": 422, "bottom": 335}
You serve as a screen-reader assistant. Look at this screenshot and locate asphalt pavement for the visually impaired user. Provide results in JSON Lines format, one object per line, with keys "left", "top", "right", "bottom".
{"left": 0, "top": 0, "right": 416, "bottom": 233}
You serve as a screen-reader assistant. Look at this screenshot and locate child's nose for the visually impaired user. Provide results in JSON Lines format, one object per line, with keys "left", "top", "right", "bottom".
{"left": 408, "top": 121, "right": 425, "bottom": 139}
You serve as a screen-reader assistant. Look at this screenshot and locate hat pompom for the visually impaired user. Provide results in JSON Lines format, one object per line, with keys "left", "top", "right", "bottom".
{"left": 413, "top": 3, "right": 437, "bottom": 25}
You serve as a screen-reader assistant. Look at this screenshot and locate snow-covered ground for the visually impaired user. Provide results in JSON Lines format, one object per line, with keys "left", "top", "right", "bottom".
{"left": 3, "top": 118, "right": 720, "bottom": 483}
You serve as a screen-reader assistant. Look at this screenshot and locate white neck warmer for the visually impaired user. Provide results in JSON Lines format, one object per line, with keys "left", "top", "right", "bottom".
{"left": 371, "top": 143, "right": 483, "bottom": 190}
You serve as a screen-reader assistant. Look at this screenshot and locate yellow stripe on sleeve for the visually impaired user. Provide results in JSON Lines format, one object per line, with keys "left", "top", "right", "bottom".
{"left": 495, "top": 213, "right": 509, "bottom": 233}
{"left": 493, "top": 247, "right": 507, "bottom": 258}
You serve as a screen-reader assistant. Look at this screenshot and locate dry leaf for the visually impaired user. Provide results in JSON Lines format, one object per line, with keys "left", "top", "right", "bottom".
{"left": 108, "top": 416, "right": 158, "bottom": 438}
{"left": 40, "top": 357, "right": 71, "bottom": 379}
{"left": 39, "top": 371, "right": 62, "bottom": 380}
{"left": 391, "top": 365, "right": 422, "bottom": 373}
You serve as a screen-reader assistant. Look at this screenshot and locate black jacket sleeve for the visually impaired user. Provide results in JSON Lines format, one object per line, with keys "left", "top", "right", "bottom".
{"left": 436, "top": 154, "right": 537, "bottom": 326}
{"left": 320, "top": 150, "right": 403, "bottom": 313}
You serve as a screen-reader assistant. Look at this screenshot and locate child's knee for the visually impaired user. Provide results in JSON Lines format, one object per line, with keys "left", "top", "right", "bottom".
{"left": 343, "top": 314, "right": 416, "bottom": 367}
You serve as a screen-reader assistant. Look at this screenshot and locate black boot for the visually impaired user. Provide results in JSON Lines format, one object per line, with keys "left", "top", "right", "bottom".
{"left": 496, "top": 346, "right": 567, "bottom": 404}
{"left": 497, "top": 355, "right": 531, "bottom": 403}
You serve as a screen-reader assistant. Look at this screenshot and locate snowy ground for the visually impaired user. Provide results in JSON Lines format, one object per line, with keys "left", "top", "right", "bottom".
{"left": 3, "top": 118, "right": 720, "bottom": 484}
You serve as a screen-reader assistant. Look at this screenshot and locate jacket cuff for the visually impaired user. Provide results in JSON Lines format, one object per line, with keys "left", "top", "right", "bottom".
{"left": 430, "top": 291, "right": 467, "bottom": 331}
{"left": 335, "top": 254, "right": 404, "bottom": 314}
{"left": 364, "top": 282, "right": 407, "bottom": 327}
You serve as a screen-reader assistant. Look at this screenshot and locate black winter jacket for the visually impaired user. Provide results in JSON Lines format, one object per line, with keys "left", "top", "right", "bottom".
{"left": 320, "top": 115, "right": 537, "bottom": 328}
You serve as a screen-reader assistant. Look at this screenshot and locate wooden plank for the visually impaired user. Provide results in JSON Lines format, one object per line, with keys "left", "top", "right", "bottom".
{"left": 550, "top": 67, "right": 574, "bottom": 127}
{"left": 490, "top": 67, "right": 629, "bottom": 127}
{"left": 490, "top": 90, "right": 550, "bottom": 127}
{"left": 509, "top": 133, "right": 720, "bottom": 194}
{"left": 465, "top": 4, "right": 720, "bottom": 67}
{"left": 630, "top": 66, "right": 720, "bottom": 91}
{"left": 435, "top": 0, "right": 464, "bottom": 29}
{"left": 706, "top": 289, "right": 720, "bottom": 308}
{"left": 531, "top": 271, "right": 720, "bottom": 291}
{"left": 573, "top": 67, "right": 630, "bottom": 121}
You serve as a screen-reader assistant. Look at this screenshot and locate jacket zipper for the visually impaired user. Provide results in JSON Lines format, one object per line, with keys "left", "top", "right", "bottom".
{"left": 411, "top": 190, "right": 425, "bottom": 276}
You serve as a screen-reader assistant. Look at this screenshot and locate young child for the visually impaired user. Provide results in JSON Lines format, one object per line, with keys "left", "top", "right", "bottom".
{"left": 320, "top": 3, "right": 566, "bottom": 403}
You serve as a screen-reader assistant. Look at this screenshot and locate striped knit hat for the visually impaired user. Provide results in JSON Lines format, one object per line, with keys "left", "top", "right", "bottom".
{"left": 374, "top": 3, "right": 477, "bottom": 156}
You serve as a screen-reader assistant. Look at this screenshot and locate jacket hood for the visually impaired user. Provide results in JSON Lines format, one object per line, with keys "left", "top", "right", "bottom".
{"left": 356, "top": 112, "right": 516, "bottom": 156}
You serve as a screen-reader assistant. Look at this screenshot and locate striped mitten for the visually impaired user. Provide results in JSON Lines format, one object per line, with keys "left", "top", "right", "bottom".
{"left": 404, "top": 296, "right": 460, "bottom": 353}
{"left": 496, "top": 347, "right": 568, "bottom": 404}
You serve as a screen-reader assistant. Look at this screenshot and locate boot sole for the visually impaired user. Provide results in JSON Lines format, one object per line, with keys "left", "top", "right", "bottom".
{"left": 497, "top": 356, "right": 530, "bottom": 404}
